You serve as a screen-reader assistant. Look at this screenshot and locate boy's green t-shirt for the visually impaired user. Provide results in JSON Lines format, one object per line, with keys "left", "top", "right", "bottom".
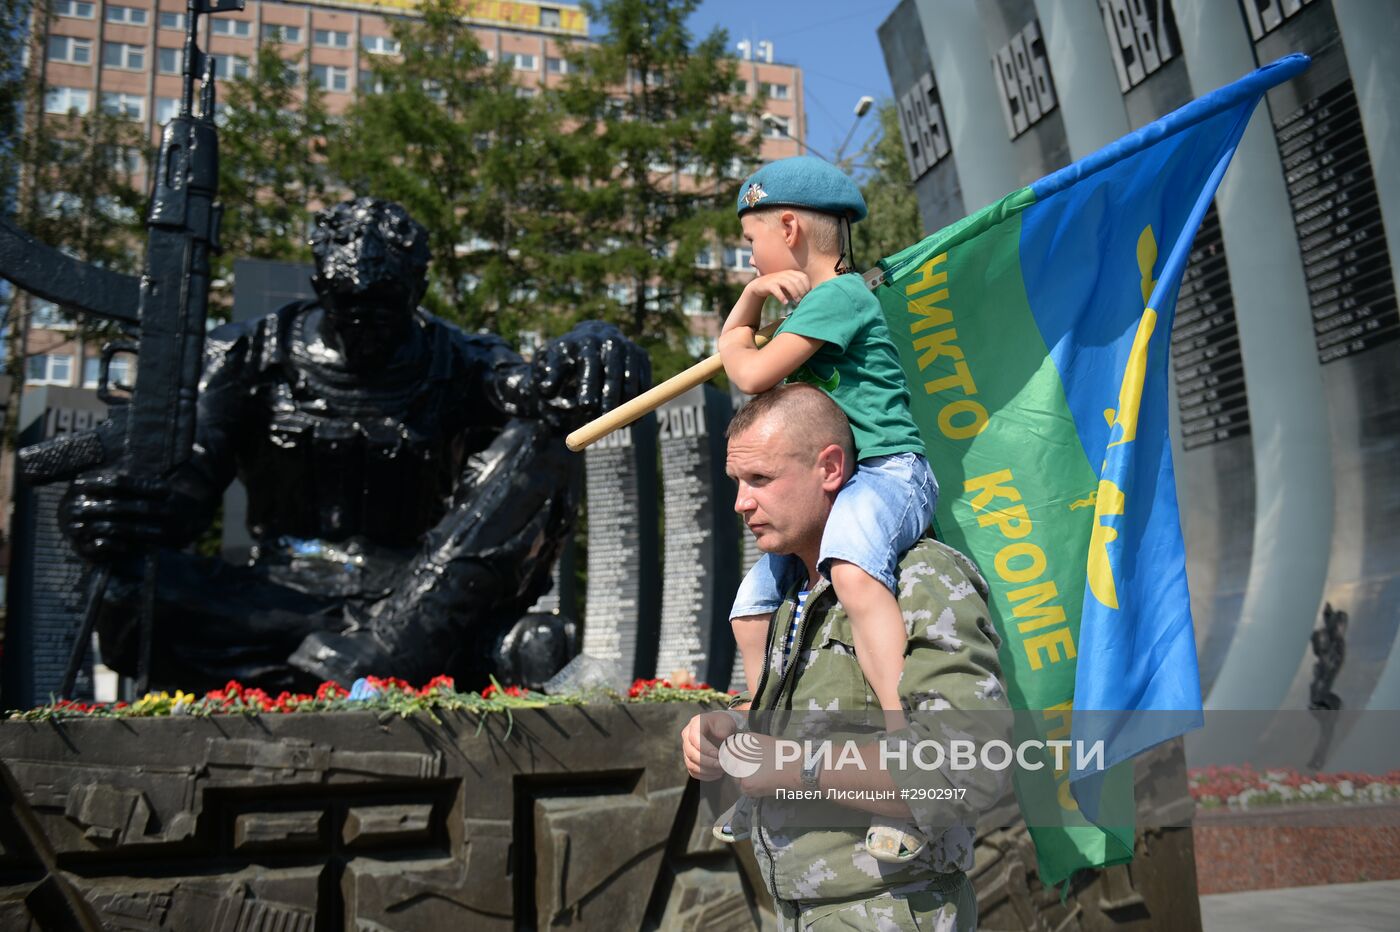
{"left": 773, "top": 273, "right": 925, "bottom": 459}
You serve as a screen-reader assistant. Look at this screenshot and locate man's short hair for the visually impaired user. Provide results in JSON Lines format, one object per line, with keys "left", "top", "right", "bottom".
{"left": 751, "top": 206, "right": 842, "bottom": 257}
{"left": 727, "top": 383, "right": 855, "bottom": 465}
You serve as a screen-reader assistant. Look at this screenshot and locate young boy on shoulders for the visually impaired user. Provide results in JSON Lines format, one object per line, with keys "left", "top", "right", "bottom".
{"left": 715, "top": 156, "right": 938, "bottom": 863}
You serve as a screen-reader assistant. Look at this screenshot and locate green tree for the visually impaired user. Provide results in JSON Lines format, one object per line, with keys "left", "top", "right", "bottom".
{"left": 1, "top": 4, "right": 147, "bottom": 377}
{"left": 851, "top": 100, "right": 926, "bottom": 267}
{"left": 214, "top": 43, "right": 333, "bottom": 314}
{"left": 1, "top": 2, "right": 146, "bottom": 547}
{"left": 324, "top": 0, "right": 550, "bottom": 342}
{"left": 1, "top": 0, "right": 30, "bottom": 210}
{"left": 537, "top": 0, "right": 762, "bottom": 378}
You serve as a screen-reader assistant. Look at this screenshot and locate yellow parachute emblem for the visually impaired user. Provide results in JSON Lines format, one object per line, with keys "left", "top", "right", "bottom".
{"left": 1088, "top": 225, "right": 1159, "bottom": 610}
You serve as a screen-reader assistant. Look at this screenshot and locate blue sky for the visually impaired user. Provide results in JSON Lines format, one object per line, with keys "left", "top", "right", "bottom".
{"left": 582, "top": 1, "right": 903, "bottom": 167}
{"left": 685, "top": 1, "right": 903, "bottom": 164}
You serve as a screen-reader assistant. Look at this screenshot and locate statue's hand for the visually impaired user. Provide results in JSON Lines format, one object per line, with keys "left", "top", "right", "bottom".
{"left": 59, "top": 473, "right": 187, "bottom": 561}
{"left": 533, "top": 321, "right": 651, "bottom": 428}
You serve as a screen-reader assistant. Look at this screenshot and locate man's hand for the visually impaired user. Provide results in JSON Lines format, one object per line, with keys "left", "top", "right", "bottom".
{"left": 533, "top": 321, "right": 650, "bottom": 428}
{"left": 732, "top": 731, "right": 802, "bottom": 799}
{"left": 742, "top": 270, "right": 811, "bottom": 309}
{"left": 681, "top": 710, "right": 741, "bottom": 781}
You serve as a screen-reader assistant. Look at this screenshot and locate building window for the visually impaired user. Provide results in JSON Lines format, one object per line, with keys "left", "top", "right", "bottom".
{"left": 25, "top": 353, "right": 74, "bottom": 386}
{"left": 361, "top": 35, "right": 399, "bottom": 55}
{"left": 515, "top": 85, "right": 537, "bottom": 98}
{"left": 503, "top": 52, "right": 537, "bottom": 71}
{"left": 102, "top": 42, "right": 145, "bottom": 71}
{"left": 105, "top": 4, "right": 148, "bottom": 25}
{"left": 760, "top": 82, "right": 789, "bottom": 100}
{"left": 155, "top": 96, "right": 179, "bottom": 125}
{"left": 733, "top": 78, "right": 749, "bottom": 94}
{"left": 694, "top": 246, "right": 715, "bottom": 268}
{"left": 44, "top": 86, "right": 91, "bottom": 115}
{"left": 311, "top": 64, "right": 350, "bottom": 92}
{"left": 723, "top": 245, "right": 752, "bottom": 271}
{"left": 54, "top": 0, "right": 95, "bottom": 19}
{"left": 101, "top": 91, "right": 145, "bottom": 121}
{"left": 357, "top": 69, "right": 384, "bottom": 94}
{"left": 762, "top": 114, "right": 789, "bottom": 139}
{"left": 47, "top": 35, "right": 92, "bottom": 64}
{"left": 686, "top": 334, "right": 716, "bottom": 357}
{"left": 158, "top": 47, "right": 183, "bottom": 74}
{"left": 262, "top": 24, "right": 302, "bottom": 43}
{"left": 540, "top": 6, "right": 562, "bottom": 29}
{"left": 211, "top": 19, "right": 252, "bottom": 38}
{"left": 313, "top": 29, "right": 351, "bottom": 49}
{"left": 212, "top": 55, "right": 250, "bottom": 81}
{"left": 545, "top": 56, "right": 569, "bottom": 74}
{"left": 30, "top": 301, "right": 75, "bottom": 330}
{"left": 159, "top": 11, "right": 184, "bottom": 30}
{"left": 84, "top": 355, "right": 133, "bottom": 389}
{"left": 683, "top": 294, "right": 706, "bottom": 316}
{"left": 43, "top": 191, "right": 83, "bottom": 218}
{"left": 101, "top": 143, "right": 142, "bottom": 174}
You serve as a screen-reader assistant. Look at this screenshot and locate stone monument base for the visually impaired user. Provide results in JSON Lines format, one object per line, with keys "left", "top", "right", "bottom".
{"left": 0, "top": 707, "right": 1202, "bottom": 929}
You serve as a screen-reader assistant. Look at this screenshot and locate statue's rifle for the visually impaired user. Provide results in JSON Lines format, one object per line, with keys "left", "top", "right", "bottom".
{"left": 2, "top": 0, "right": 245, "bottom": 696}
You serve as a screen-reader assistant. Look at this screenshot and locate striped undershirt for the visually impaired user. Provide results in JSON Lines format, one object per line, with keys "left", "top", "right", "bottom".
{"left": 779, "top": 590, "right": 811, "bottom": 675}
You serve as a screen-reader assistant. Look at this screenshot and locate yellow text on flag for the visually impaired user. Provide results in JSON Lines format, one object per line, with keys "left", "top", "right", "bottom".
{"left": 965, "top": 467, "right": 1077, "bottom": 674}
{"left": 903, "top": 252, "right": 988, "bottom": 440}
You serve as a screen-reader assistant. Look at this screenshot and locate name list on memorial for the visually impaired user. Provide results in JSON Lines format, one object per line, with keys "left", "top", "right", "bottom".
{"left": 654, "top": 387, "right": 738, "bottom": 687}
{"left": 1275, "top": 79, "right": 1400, "bottom": 364}
{"left": 1172, "top": 204, "right": 1250, "bottom": 451}
{"left": 582, "top": 419, "right": 659, "bottom": 679}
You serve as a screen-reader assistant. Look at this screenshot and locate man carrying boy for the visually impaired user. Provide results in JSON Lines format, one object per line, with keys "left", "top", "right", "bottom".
{"left": 680, "top": 384, "right": 1009, "bottom": 931}
{"left": 716, "top": 156, "right": 939, "bottom": 859}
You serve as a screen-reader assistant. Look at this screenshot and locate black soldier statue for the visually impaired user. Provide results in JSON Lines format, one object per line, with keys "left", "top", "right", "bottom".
{"left": 57, "top": 198, "right": 649, "bottom": 692}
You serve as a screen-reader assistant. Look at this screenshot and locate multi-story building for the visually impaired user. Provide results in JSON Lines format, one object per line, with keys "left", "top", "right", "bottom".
{"left": 5, "top": 0, "right": 806, "bottom": 706}
{"left": 20, "top": 0, "right": 805, "bottom": 382}
{"left": 879, "top": 0, "right": 1400, "bottom": 750}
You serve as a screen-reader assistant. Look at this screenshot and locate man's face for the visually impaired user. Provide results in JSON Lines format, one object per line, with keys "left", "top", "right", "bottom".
{"left": 741, "top": 212, "right": 799, "bottom": 278}
{"left": 726, "top": 420, "right": 835, "bottom": 557}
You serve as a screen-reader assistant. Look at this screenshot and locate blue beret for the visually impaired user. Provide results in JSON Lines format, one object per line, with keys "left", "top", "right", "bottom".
{"left": 736, "top": 155, "right": 867, "bottom": 222}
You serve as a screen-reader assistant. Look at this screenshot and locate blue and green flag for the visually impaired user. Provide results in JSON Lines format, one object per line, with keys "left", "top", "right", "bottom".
{"left": 873, "top": 53, "right": 1310, "bottom": 885}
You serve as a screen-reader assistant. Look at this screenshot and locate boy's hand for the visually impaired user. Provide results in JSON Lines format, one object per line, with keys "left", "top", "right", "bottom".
{"left": 744, "top": 270, "right": 811, "bottom": 308}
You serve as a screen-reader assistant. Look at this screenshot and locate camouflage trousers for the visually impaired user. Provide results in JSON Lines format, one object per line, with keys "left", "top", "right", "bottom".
{"left": 773, "top": 874, "right": 976, "bottom": 932}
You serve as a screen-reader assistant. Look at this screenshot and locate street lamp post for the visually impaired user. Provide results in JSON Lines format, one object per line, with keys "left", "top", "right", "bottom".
{"left": 761, "top": 95, "right": 875, "bottom": 168}
{"left": 834, "top": 95, "right": 876, "bottom": 164}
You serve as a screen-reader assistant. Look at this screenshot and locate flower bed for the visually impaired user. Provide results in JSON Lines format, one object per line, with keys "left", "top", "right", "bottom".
{"left": 1189, "top": 766, "right": 1400, "bottom": 893}
{"left": 1189, "top": 764, "right": 1400, "bottom": 811}
{"left": 9, "top": 675, "right": 732, "bottom": 722}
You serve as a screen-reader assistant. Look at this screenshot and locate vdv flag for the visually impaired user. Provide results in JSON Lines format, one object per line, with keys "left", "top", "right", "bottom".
{"left": 872, "top": 54, "right": 1310, "bottom": 885}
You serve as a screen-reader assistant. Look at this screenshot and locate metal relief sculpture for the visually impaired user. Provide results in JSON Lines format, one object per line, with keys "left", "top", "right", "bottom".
{"left": 1307, "top": 602, "right": 1348, "bottom": 769}
{"left": 3, "top": 3, "right": 648, "bottom": 694}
